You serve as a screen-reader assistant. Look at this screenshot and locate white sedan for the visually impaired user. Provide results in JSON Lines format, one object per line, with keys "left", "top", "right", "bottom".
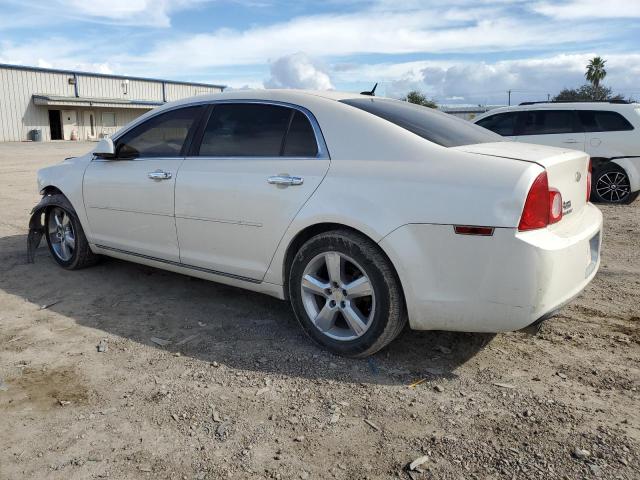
{"left": 29, "top": 90, "right": 602, "bottom": 357}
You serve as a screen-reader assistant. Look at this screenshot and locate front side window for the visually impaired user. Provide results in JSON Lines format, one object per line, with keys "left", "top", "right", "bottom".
{"left": 116, "top": 106, "right": 202, "bottom": 158}
{"left": 340, "top": 98, "right": 503, "bottom": 147}
{"left": 521, "top": 110, "right": 576, "bottom": 135}
{"left": 199, "top": 104, "right": 292, "bottom": 157}
{"left": 578, "top": 110, "right": 634, "bottom": 132}
{"left": 475, "top": 112, "right": 519, "bottom": 136}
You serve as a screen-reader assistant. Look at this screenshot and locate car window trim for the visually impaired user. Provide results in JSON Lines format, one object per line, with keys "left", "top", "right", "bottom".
{"left": 187, "top": 100, "right": 330, "bottom": 160}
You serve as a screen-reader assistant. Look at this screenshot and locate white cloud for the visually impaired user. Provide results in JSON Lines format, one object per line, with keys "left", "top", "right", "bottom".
{"left": 533, "top": 0, "right": 640, "bottom": 19}
{"left": 264, "top": 52, "right": 333, "bottom": 90}
{"left": 46, "top": 0, "right": 208, "bottom": 28}
{"left": 0, "top": 38, "right": 116, "bottom": 74}
{"left": 123, "top": 7, "right": 604, "bottom": 70}
{"left": 332, "top": 53, "right": 640, "bottom": 104}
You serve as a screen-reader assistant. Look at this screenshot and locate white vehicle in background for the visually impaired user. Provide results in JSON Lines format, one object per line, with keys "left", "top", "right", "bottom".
{"left": 29, "top": 90, "right": 601, "bottom": 357}
{"left": 474, "top": 101, "right": 640, "bottom": 204}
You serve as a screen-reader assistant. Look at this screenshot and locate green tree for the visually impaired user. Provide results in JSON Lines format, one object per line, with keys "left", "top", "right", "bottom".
{"left": 553, "top": 84, "right": 625, "bottom": 102}
{"left": 585, "top": 56, "right": 607, "bottom": 89}
{"left": 403, "top": 90, "right": 437, "bottom": 108}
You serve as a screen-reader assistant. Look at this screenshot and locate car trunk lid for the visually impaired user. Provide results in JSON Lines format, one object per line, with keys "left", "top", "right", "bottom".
{"left": 453, "top": 142, "right": 590, "bottom": 218}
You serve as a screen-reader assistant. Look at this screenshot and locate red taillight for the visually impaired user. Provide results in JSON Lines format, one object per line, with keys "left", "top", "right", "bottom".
{"left": 518, "top": 171, "right": 563, "bottom": 231}
{"left": 586, "top": 158, "right": 592, "bottom": 202}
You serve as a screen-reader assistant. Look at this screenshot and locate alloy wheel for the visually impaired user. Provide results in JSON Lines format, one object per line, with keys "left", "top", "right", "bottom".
{"left": 47, "top": 207, "right": 76, "bottom": 262}
{"left": 300, "top": 251, "right": 375, "bottom": 341}
{"left": 596, "top": 171, "right": 630, "bottom": 203}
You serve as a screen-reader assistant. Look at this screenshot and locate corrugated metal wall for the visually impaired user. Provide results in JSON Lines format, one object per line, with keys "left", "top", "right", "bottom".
{"left": 0, "top": 65, "right": 223, "bottom": 142}
{"left": 0, "top": 68, "right": 73, "bottom": 141}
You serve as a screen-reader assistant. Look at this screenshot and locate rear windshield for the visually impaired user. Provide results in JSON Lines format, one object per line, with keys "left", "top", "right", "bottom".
{"left": 340, "top": 98, "right": 503, "bottom": 147}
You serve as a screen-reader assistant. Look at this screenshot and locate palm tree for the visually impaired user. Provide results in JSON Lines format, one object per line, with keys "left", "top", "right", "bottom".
{"left": 585, "top": 57, "right": 607, "bottom": 89}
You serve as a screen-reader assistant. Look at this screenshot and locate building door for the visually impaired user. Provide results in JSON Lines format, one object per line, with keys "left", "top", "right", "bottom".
{"left": 61, "top": 110, "right": 78, "bottom": 140}
{"left": 83, "top": 111, "right": 97, "bottom": 140}
{"left": 48, "top": 110, "right": 63, "bottom": 140}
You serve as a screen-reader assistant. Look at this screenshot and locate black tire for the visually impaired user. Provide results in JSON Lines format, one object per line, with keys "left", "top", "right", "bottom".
{"left": 591, "top": 163, "right": 637, "bottom": 204}
{"left": 44, "top": 204, "right": 100, "bottom": 270}
{"left": 288, "top": 230, "right": 406, "bottom": 358}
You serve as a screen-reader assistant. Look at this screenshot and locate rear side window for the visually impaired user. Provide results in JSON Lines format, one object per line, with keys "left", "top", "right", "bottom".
{"left": 578, "top": 110, "right": 634, "bottom": 132}
{"left": 340, "top": 98, "right": 503, "bottom": 147}
{"left": 283, "top": 111, "right": 318, "bottom": 157}
{"left": 116, "top": 106, "right": 203, "bottom": 158}
{"left": 199, "top": 104, "right": 291, "bottom": 157}
{"left": 475, "top": 112, "right": 519, "bottom": 136}
{"left": 521, "top": 110, "right": 576, "bottom": 135}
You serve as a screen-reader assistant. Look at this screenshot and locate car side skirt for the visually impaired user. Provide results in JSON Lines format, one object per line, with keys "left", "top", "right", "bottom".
{"left": 91, "top": 244, "right": 287, "bottom": 300}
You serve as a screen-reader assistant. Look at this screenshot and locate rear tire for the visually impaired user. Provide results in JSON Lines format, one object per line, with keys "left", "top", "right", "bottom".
{"left": 591, "top": 163, "right": 637, "bottom": 204}
{"left": 44, "top": 204, "right": 100, "bottom": 270}
{"left": 288, "top": 230, "right": 406, "bottom": 358}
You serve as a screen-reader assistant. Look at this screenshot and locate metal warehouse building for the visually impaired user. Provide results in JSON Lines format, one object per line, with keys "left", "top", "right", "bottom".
{"left": 0, "top": 64, "right": 225, "bottom": 142}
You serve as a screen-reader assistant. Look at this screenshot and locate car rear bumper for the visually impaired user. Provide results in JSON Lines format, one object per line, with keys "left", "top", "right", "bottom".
{"left": 378, "top": 203, "right": 603, "bottom": 332}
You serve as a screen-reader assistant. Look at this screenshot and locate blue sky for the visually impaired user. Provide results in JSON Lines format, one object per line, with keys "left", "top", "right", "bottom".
{"left": 1, "top": 0, "right": 639, "bottom": 104}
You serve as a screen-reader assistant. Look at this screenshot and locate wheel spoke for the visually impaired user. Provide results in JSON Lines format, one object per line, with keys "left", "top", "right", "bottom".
{"left": 324, "top": 252, "right": 342, "bottom": 285}
{"left": 302, "top": 274, "right": 329, "bottom": 297}
{"left": 60, "top": 238, "right": 69, "bottom": 258}
{"left": 344, "top": 275, "right": 372, "bottom": 299}
{"left": 342, "top": 305, "right": 367, "bottom": 336}
{"left": 65, "top": 234, "right": 75, "bottom": 251}
{"left": 62, "top": 213, "right": 70, "bottom": 226}
{"left": 54, "top": 211, "right": 63, "bottom": 228}
{"left": 313, "top": 302, "right": 338, "bottom": 331}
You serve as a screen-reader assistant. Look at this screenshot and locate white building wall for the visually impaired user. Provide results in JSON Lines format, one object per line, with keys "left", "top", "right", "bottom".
{"left": 0, "top": 68, "right": 75, "bottom": 141}
{"left": 0, "top": 65, "right": 223, "bottom": 142}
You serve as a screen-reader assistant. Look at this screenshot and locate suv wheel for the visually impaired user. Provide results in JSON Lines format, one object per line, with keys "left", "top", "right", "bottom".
{"left": 592, "top": 163, "right": 638, "bottom": 204}
{"left": 288, "top": 230, "right": 406, "bottom": 358}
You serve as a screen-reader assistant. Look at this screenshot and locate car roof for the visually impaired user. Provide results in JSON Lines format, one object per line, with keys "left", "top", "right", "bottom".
{"left": 474, "top": 101, "right": 639, "bottom": 120}
{"left": 160, "top": 89, "right": 370, "bottom": 111}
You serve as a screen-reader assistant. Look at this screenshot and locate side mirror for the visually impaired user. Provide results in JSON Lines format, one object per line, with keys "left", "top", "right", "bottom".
{"left": 94, "top": 138, "right": 116, "bottom": 159}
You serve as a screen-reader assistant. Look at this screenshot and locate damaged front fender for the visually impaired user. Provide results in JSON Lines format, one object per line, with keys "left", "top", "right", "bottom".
{"left": 27, "top": 193, "right": 76, "bottom": 263}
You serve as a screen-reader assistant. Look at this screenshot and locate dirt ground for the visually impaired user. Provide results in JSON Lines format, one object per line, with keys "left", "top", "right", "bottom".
{"left": 0, "top": 141, "right": 638, "bottom": 480}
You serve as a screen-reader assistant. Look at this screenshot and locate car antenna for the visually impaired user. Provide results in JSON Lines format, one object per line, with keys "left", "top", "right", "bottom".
{"left": 360, "top": 83, "right": 378, "bottom": 96}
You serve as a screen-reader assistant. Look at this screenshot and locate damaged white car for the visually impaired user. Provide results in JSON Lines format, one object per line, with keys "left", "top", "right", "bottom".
{"left": 29, "top": 90, "right": 602, "bottom": 357}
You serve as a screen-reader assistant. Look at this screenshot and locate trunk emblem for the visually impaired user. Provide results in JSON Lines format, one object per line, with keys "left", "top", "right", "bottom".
{"left": 575, "top": 172, "right": 582, "bottom": 182}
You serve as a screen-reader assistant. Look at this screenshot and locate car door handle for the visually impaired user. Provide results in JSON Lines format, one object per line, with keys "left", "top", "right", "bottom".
{"left": 268, "top": 175, "right": 304, "bottom": 186}
{"left": 148, "top": 170, "right": 172, "bottom": 180}
{"left": 563, "top": 139, "right": 579, "bottom": 144}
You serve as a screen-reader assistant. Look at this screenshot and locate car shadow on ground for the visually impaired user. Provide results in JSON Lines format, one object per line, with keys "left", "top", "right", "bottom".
{"left": 1, "top": 233, "right": 495, "bottom": 386}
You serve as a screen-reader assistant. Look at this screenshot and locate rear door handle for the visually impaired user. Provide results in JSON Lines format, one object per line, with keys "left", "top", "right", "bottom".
{"left": 148, "top": 170, "right": 172, "bottom": 180}
{"left": 268, "top": 175, "right": 304, "bottom": 186}
{"left": 563, "top": 139, "right": 579, "bottom": 144}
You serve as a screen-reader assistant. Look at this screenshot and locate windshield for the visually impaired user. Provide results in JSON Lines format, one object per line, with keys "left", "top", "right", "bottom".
{"left": 340, "top": 98, "right": 504, "bottom": 148}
